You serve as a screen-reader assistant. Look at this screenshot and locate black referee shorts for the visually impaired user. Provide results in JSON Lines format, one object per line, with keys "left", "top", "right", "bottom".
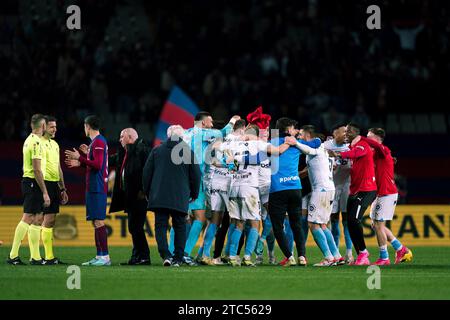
{"left": 43, "top": 181, "right": 60, "bottom": 214}
{"left": 22, "top": 178, "right": 43, "bottom": 214}
{"left": 347, "top": 191, "right": 377, "bottom": 221}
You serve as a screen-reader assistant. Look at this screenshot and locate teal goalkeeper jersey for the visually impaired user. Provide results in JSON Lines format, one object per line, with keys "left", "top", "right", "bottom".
{"left": 184, "top": 124, "right": 233, "bottom": 175}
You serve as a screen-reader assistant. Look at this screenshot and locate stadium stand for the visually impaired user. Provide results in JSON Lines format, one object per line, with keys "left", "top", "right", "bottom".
{"left": 0, "top": 0, "right": 449, "bottom": 204}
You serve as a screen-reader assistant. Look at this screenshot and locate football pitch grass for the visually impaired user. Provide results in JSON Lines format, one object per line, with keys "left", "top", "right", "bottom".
{"left": 1, "top": 246, "right": 450, "bottom": 300}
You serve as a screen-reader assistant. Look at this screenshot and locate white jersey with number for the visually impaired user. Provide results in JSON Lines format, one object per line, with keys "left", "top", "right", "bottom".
{"left": 212, "top": 133, "right": 242, "bottom": 182}
{"left": 323, "top": 139, "right": 351, "bottom": 187}
{"left": 306, "top": 144, "right": 335, "bottom": 192}
{"left": 227, "top": 140, "right": 269, "bottom": 188}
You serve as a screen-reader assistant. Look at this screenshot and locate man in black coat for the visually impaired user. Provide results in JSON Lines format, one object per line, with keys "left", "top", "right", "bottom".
{"left": 109, "top": 128, "right": 151, "bottom": 265}
{"left": 143, "top": 125, "right": 201, "bottom": 266}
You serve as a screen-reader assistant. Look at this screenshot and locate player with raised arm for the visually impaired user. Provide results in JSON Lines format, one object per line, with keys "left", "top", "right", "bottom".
{"left": 7, "top": 114, "right": 49, "bottom": 265}
{"left": 362, "top": 128, "right": 413, "bottom": 265}
{"left": 328, "top": 123, "right": 377, "bottom": 266}
{"left": 323, "top": 124, "right": 354, "bottom": 263}
{"left": 244, "top": 107, "right": 277, "bottom": 265}
{"left": 65, "top": 115, "right": 111, "bottom": 266}
{"left": 198, "top": 119, "right": 246, "bottom": 265}
{"left": 179, "top": 112, "right": 240, "bottom": 265}
{"left": 225, "top": 125, "right": 290, "bottom": 266}
{"left": 269, "top": 118, "right": 321, "bottom": 267}
{"left": 287, "top": 125, "right": 344, "bottom": 266}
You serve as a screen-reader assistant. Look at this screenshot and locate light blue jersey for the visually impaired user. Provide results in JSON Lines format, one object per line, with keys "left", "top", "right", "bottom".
{"left": 183, "top": 123, "right": 233, "bottom": 211}
{"left": 270, "top": 137, "right": 321, "bottom": 193}
{"left": 184, "top": 124, "right": 233, "bottom": 175}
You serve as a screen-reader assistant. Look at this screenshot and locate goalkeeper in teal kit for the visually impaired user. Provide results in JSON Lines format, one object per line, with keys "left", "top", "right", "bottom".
{"left": 171, "top": 111, "right": 240, "bottom": 265}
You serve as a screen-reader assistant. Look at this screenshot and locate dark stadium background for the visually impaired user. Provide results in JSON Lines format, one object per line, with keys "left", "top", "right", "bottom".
{"left": 0, "top": 0, "right": 449, "bottom": 205}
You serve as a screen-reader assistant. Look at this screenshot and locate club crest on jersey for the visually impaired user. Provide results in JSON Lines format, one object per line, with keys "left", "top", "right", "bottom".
{"left": 375, "top": 203, "right": 382, "bottom": 212}
{"left": 309, "top": 204, "right": 316, "bottom": 212}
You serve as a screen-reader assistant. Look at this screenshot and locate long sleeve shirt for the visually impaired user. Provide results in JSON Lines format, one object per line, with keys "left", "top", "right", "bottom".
{"left": 340, "top": 138, "right": 377, "bottom": 195}
{"left": 361, "top": 137, "right": 398, "bottom": 196}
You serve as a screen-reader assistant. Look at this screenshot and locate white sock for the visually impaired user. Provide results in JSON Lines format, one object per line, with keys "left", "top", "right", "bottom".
{"left": 360, "top": 249, "right": 368, "bottom": 254}
{"left": 346, "top": 249, "right": 353, "bottom": 256}
{"left": 244, "top": 255, "right": 251, "bottom": 260}
{"left": 100, "top": 255, "right": 110, "bottom": 261}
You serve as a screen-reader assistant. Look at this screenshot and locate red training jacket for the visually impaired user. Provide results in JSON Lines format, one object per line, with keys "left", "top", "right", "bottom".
{"left": 340, "top": 138, "right": 377, "bottom": 195}
{"left": 361, "top": 137, "right": 398, "bottom": 196}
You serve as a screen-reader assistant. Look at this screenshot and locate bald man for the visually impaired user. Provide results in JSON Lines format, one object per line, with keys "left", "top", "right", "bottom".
{"left": 109, "top": 128, "right": 151, "bottom": 265}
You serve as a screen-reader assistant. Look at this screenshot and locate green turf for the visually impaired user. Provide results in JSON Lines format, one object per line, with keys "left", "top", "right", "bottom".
{"left": 1, "top": 245, "right": 449, "bottom": 300}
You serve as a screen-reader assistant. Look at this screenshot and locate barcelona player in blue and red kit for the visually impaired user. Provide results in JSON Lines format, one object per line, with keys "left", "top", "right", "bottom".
{"left": 65, "top": 115, "right": 111, "bottom": 266}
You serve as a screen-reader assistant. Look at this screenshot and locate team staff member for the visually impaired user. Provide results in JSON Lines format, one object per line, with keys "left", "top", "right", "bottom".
{"left": 329, "top": 123, "right": 377, "bottom": 266}
{"left": 41, "top": 116, "right": 69, "bottom": 265}
{"left": 109, "top": 128, "right": 151, "bottom": 265}
{"left": 7, "top": 114, "right": 50, "bottom": 265}
{"left": 143, "top": 125, "right": 201, "bottom": 267}
{"left": 65, "top": 115, "right": 111, "bottom": 266}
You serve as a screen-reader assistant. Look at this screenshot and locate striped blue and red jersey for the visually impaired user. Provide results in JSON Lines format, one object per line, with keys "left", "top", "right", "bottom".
{"left": 79, "top": 134, "right": 108, "bottom": 194}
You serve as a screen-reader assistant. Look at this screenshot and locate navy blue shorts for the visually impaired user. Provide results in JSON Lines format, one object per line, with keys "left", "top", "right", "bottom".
{"left": 86, "top": 192, "right": 107, "bottom": 221}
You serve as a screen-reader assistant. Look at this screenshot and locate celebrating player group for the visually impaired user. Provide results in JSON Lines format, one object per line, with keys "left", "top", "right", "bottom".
{"left": 164, "top": 106, "right": 413, "bottom": 267}
{"left": 7, "top": 107, "right": 413, "bottom": 267}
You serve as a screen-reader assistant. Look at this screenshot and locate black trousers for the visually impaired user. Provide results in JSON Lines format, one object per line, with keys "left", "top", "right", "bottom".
{"left": 213, "top": 211, "right": 230, "bottom": 259}
{"left": 154, "top": 208, "right": 187, "bottom": 261}
{"left": 346, "top": 191, "right": 377, "bottom": 253}
{"left": 268, "top": 189, "right": 305, "bottom": 258}
{"left": 126, "top": 199, "right": 150, "bottom": 260}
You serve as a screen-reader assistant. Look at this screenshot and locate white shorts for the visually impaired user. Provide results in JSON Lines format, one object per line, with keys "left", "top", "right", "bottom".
{"left": 302, "top": 193, "right": 311, "bottom": 210}
{"left": 331, "top": 183, "right": 350, "bottom": 214}
{"left": 258, "top": 184, "right": 270, "bottom": 220}
{"left": 209, "top": 180, "right": 230, "bottom": 212}
{"left": 370, "top": 193, "right": 398, "bottom": 221}
{"left": 229, "top": 185, "right": 261, "bottom": 221}
{"left": 259, "top": 184, "right": 270, "bottom": 205}
{"left": 307, "top": 190, "right": 335, "bottom": 224}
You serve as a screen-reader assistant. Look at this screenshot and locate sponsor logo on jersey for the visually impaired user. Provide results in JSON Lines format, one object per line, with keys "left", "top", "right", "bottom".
{"left": 279, "top": 176, "right": 300, "bottom": 183}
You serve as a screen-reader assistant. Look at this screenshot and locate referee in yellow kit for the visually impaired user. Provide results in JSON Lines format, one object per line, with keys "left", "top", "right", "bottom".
{"left": 7, "top": 114, "right": 50, "bottom": 265}
{"left": 41, "top": 116, "right": 69, "bottom": 265}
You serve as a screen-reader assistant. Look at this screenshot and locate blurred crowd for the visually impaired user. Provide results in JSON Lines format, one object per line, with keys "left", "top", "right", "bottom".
{"left": 1, "top": 0, "right": 449, "bottom": 142}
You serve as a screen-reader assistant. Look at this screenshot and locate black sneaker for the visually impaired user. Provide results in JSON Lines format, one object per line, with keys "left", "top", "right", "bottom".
{"left": 182, "top": 255, "right": 198, "bottom": 266}
{"left": 30, "top": 259, "right": 44, "bottom": 265}
{"left": 171, "top": 260, "right": 181, "bottom": 267}
{"left": 6, "top": 256, "right": 26, "bottom": 265}
{"left": 135, "top": 259, "right": 151, "bottom": 265}
{"left": 42, "top": 258, "right": 67, "bottom": 265}
{"left": 120, "top": 258, "right": 139, "bottom": 266}
{"left": 163, "top": 257, "right": 173, "bottom": 266}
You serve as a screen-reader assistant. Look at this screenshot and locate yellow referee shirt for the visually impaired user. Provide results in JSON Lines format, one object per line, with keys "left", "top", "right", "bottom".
{"left": 23, "top": 133, "right": 46, "bottom": 179}
{"left": 43, "top": 138, "right": 60, "bottom": 182}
